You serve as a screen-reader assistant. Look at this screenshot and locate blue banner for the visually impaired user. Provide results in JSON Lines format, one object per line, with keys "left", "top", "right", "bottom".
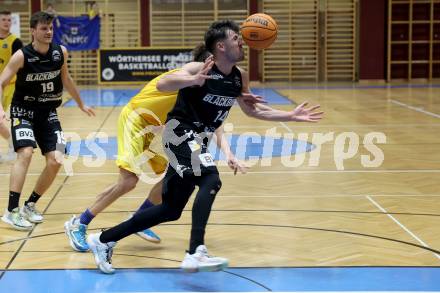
{"left": 53, "top": 15, "right": 100, "bottom": 51}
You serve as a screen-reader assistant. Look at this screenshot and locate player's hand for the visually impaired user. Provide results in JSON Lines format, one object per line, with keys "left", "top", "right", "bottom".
{"left": 240, "top": 92, "right": 267, "bottom": 106}
{"left": 80, "top": 105, "right": 96, "bottom": 117}
{"left": 227, "top": 155, "right": 248, "bottom": 175}
{"left": 192, "top": 56, "right": 214, "bottom": 87}
{"left": 290, "top": 101, "right": 323, "bottom": 122}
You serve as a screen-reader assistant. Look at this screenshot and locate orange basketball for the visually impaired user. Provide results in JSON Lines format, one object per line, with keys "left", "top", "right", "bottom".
{"left": 241, "top": 13, "right": 278, "bottom": 50}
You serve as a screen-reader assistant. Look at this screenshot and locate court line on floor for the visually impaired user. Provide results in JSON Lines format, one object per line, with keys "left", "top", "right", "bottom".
{"left": 60, "top": 123, "right": 440, "bottom": 131}
{"left": 2, "top": 194, "right": 440, "bottom": 199}
{"left": 0, "top": 176, "right": 69, "bottom": 281}
{"left": 390, "top": 99, "right": 440, "bottom": 119}
{"left": 34, "top": 209, "right": 440, "bottom": 218}
{"left": 275, "top": 83, "right": 440, "bottom": 90}
{"left": 2, "top": 169, "right": 440, "bottom": 176}
{"left": 2, "top": 223, "right": 440, "bottom": 257}
{"left": 366, "top": 195, "right": 440, "bottom": 261}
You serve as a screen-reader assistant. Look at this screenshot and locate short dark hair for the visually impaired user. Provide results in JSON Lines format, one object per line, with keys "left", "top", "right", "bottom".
{"left": 0, "top": 10, "right": 12, "bottom": 15}
{"left": 204, "top": 20, "right": 240, "bottom": 53}
{"left": 30, "top": 11, "right": 54, "bottom": 28}
{"left": 192, "top": 43, "right": 212, "bottom": 62}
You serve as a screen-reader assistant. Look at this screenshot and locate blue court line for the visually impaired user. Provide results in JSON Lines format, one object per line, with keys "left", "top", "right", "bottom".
{"left": 1, "top": 267, "right": 440, "bottom": 292}
{"left": 66, "top": 135, "right": 315, "bottom": 161}
{"left": 272, "top": 83, "right": 440, "bottom": 90}
{"left": 64, "top": 88, "right": 291, "bottom": 107}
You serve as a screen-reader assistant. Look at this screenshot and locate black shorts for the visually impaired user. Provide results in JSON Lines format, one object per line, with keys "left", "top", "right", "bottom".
{"left": 10, "top": 105, "right": 66, "bottom": 155}
{"left": 162, "top": 122, "right": 218, "bottom": 177}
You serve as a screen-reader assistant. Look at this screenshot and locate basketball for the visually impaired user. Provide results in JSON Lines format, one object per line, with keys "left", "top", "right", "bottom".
{"left": 241, "top": 13, "right": 278, "bottom": 50}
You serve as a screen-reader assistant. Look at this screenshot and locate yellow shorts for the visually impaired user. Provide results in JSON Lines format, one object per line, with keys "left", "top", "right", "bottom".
{"left": 116, "top": 105, "right": 168, "bottom": 175}
{"left": 2, "top": 83, "right": 15, "bottom": 111}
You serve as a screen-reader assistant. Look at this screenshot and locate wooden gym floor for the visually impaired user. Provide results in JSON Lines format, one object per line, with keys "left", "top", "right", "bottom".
{"left": 0, "top": 82, "right": 439, "bottom": 292}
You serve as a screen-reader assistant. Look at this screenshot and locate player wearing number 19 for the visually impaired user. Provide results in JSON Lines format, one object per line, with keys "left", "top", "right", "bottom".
{"left": 0, "top": 11, "right": 95, "bottom": 231}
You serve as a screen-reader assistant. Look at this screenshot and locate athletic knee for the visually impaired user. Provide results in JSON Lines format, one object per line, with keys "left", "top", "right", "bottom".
{"left": 206, "top": 175, "right": 222, "bottom": 195}
{"left": 163, "top": 204, "right": 183, "bottom": 221}
{"left": 16, "top": 147, "right": 33, "bottom": 162}
{"left": 46, "top": 156, "right": 62, "bottom": 170}
{"left": 120, "top": 175, "right": 138, "bottom": 192}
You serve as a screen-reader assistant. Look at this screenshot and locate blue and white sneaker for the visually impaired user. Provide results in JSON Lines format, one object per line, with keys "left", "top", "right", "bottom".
{"left": 136, "top": 228, "right": 161, "bottom": 243}
{"left": 64, "top": 215, "right": 89, "bottom": 252}
{"left": 129, "top": 213, "right": 161, "bottom": 243}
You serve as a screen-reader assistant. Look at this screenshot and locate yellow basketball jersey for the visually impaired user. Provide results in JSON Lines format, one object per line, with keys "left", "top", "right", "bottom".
{"left": 0, "top": 34, "right": 18, "bottom": 84}
{"left": 128, "top": 69, "right": 179, "bottom": 125}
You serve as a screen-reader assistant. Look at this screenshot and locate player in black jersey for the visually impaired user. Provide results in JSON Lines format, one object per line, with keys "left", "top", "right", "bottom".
{"left": 87, "top": 20, "right": 323, "bottom": 274}
{"left": 0, "top": 12, "right": 95, "bottom": 230}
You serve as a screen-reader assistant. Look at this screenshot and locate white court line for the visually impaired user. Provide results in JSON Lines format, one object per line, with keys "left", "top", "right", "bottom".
{"left": 390, "top": 99, "right": 440, "bottom": 119}
{"left": 61, "top": 123, "right": 440, "bottom": 131}
{"left": 1, "top": 194, "right": 439, "bottom": 199}
{"left": 279, "top": 121, "right": 293, "bottom": 133}
{"left": 366, "top": 195, "right": 440, "bottom": 260}
{"left": 2, "top": 169, "right": 440, "bottom": 176}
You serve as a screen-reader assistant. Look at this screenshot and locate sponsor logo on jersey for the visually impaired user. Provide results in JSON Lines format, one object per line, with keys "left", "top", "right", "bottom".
{"left": 234, "top": 76, "right": 241, "bottom": 87}
{"left": 38, "top": 96, "right": 62, "bottom": 102}
{"left": 28, "top": 56, "right": 39, "bottom": 62}
{"left": 25, "top": 70, "right": 61, "bottom": 82}
{"left": 52, "top": 50, "right": 61, "bottom": 61}
{"left": 2, "top": 43, "right": 7, "bottom": 49}
{"left": 210, "top": 73, "right": 223, "bottom": 80}
{"left": 24, "top": 96, "right": 36, "bottom": 101}
{"left": 11, "top": 106, "right": 34, "bottom": 119}
{"left": 202, "top": 93, "right": 235, "bottom": 107}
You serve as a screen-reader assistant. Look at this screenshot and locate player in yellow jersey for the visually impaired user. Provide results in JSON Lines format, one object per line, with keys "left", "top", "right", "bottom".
{"left": 64, "top": 46, "right": 257, "bottom": 252}
{"left": 0, "top": 10, "right": 23, "bottom": 162}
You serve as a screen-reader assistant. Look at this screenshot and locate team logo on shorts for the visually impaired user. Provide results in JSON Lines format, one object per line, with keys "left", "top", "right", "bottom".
{"left": 15, "top": 128, "right": 35, "bottom": 141}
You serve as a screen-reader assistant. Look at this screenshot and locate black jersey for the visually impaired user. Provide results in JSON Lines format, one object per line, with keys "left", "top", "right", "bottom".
{"left": 12, "top": 43, "right": 64, "bottom": 110}
{"left": 166, "top": 64, "right": 242, "bottom": 132}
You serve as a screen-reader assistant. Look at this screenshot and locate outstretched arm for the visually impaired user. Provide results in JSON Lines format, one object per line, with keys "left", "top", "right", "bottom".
{"left": 60, "top": 46, "right": 95, "bottom": 117}
{"left": 156, "top": 56, "right": 214, "bottom": 92}
{"left": 239, "top": 99, "right": 323, "bottom": 122}
{"left": 237, "top": 68, "right": 323, "bottom": 122}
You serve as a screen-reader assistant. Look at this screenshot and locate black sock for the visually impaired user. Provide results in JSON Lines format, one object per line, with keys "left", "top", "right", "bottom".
{"left": 8, "top": 191, "right": 21, "bottom": 212}
{"left": 25, "top": 191, "right": 41, "bottom": 206}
